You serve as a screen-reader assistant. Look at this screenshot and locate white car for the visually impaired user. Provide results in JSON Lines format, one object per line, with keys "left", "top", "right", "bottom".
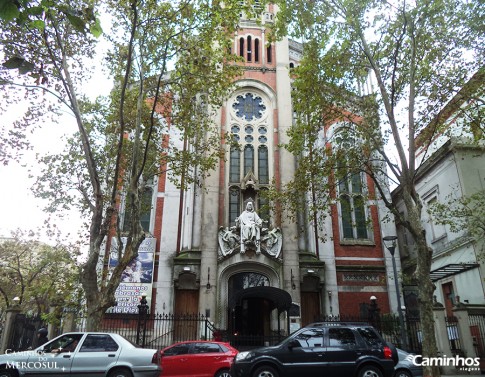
{"left": 0, "top": 332, "right": 161, "bottom": 377}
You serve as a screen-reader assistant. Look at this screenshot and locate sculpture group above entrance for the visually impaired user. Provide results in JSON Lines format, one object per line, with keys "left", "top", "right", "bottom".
{"left": 218, "top": 201, "right": 282, "bottom": 259}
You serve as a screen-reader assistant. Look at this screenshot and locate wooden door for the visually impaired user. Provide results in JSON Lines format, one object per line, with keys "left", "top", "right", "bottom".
{"left": 174, "top": 290, "right": 199, "bottom": 341}
{"left": 301, "top": 291, "right": 320, "bottom": 326}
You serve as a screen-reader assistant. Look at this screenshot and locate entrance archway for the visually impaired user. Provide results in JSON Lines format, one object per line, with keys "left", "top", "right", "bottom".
{"left": 227, "top": 273, "right": 292, "bottom": 348}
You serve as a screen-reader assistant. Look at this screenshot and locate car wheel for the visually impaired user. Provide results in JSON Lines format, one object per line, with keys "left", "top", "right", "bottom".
{"left": 215, "top": 369, "right": 232, "bottom": 377}
{"left": 358, "top": 365, "right": 383, "bottom": 377}
{"left": 252, "top": 365, "right": 279, "bottom": 377}
{"left": 0, "top": 369, "right": 17, "bottom": 377}
{"left": 107, "top": 368, "right": 133, "bottom": 377}
{"left": 394, "top": 369, "right": 412, "bottom": 377}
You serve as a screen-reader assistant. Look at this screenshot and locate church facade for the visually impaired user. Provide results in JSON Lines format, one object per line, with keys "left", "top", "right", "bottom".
{"left": 138, "top": 3, "right": 402, "bottom": 340}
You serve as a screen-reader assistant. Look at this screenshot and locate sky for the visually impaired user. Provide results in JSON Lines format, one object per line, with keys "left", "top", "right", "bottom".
{"left": 0, "top": 44, "right": 113, "bottom": 243}
{"left": 1, "top": 103, "right": 92, "bottom": 243}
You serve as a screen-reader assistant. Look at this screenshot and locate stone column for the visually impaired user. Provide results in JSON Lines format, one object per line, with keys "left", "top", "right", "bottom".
{"left": 62, "top": 310, "right": 77, "bottom": 333}
{"left": 432, "top": 301, "right": 455, "bottom": 375}
{"left": 0, "top": 306, "right": 21, "bottom": 354}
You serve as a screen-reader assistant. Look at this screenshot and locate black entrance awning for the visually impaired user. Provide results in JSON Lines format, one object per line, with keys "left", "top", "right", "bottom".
{"left": 229, "top": 286, "right": 292, "bottom": 312}
{"left": 430, "top": 263, "right": 480, "bottom": 282}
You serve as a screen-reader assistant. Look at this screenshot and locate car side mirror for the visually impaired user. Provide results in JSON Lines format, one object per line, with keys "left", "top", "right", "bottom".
{"left": 288, "top": 340, "right": 301, "bottom": 350}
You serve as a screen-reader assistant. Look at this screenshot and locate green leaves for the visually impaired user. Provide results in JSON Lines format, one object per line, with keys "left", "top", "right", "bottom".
{"left": 0, "top": 0, "right": 20, "bottom": 22}
{"left": 0, "top": 230, "right": 80, "bottom": 314}
{"left": 0, "top": 1, "right": 103, "bottom": 36}
{"left": 2, "top": 56, "right": 35, "bottom": 74}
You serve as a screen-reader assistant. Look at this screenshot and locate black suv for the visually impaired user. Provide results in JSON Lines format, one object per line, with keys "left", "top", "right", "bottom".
{"left": 231, "top": 322, "right": 398, "bottom": 377}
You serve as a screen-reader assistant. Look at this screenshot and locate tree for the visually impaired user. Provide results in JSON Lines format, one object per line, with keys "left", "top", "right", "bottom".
{"left": 269, "top": 1, "right": 483, "bottom": 376}
{"left": 1, "top": 0, "right": 245, "bottom": 330}
{"left": 0, "top": 229, "right": 80, "bottom": 316}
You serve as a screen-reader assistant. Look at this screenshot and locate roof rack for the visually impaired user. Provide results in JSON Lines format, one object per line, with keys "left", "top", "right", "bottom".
{"left": 305, "top": 321, "right": 371, "bottom": 327}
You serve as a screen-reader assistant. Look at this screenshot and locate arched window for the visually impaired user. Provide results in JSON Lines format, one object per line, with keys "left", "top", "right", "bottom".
{"left": 229, "top": 272, "right": 270, "bottom": 296}
{"left": 239, "top": 37, "right": 244, "bottom": 57}
{"left": 254, "top": 38, "right": 260, "bottom": 62}
{"left": 338, "top": 167, "right": 368, "bottom": 240}
{"left": 258, "top": 145, "right": 268, "bottom": 184}
{"left": 258, "top": 189, "right": 270, "bottom": 224}
{"left": 247, "top": 36, "right": 252, "bottom": 61}
{"left": 244, "top": 145, "right": 254, "bottom": 174}
{"left": 123, "top": 186, "right": 153, "bottom": 233}
{"left": 267, "top": 45, "right": 272, "bottom": 63}
{"left": 230, "top": 147, "right": 240, "bottom": 183}
{"left": 228, "top": 93, "right": 271, "bottom": 225}
{"left": 229, "top": 187, "right": 241, "bottom": 226}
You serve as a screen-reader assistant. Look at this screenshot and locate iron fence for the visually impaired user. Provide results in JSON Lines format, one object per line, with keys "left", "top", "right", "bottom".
{"left": 75, "top": 313, "right": 215, "bottom": 350}
{"left": 469, "top": 312, "right": 485, "bottom": 359}
{"left": 445, "top": 316, "right": 462, "bottom": 355}
{"left": 8, "top": 309, "right": 476, "bottom": 357}
{"left": 8, "top": 313, "right": 44, "bottom": 351}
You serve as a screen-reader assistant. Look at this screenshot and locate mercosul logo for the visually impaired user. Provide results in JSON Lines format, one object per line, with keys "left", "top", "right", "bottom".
{"left": 405, "top": 354, "right": 480, "bottom": 371}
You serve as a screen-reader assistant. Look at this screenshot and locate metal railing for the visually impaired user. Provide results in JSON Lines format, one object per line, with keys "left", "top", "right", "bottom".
{"left": 76, "top": 313, "right": 215, "bottom": 350}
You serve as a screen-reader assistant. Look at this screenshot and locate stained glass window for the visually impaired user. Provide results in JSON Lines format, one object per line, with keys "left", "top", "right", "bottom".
{"left": 232, "top": 93, "right": 266, "bottom": 121}
{"left": 230, "top": 147, "right": 240, "bottom": 183}
{"left": 244, "top": 145, "right": 254, "bottom": 174}
{"left": 258, "top": 145, "right": 268, "bottom": 184}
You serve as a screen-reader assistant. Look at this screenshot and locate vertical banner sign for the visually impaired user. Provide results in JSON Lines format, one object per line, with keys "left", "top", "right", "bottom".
{"left": 106, "top": 237, "right": 156, "bottom": 314}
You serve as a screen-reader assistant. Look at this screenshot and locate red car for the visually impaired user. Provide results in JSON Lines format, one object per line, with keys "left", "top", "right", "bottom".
{"left": 159, "top": 340, "right": 237, "bottom": 377}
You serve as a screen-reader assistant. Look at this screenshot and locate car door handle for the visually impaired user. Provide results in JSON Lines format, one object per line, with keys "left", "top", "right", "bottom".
{"left": 108, "top": 354, "right": 116, "bottom": 357}
{"left": 317, "top": 354, "right": 325, "bottom": 357}
{"left": 63, "top": 355, "right": 71, "bottom": 358}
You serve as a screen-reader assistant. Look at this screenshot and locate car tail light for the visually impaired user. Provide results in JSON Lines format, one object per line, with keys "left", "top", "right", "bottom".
{"left": 152, "top": 351, "right": 160, "bottom": 364}
{"left": 383, "top": 346, "right": 392, "bottom": 359}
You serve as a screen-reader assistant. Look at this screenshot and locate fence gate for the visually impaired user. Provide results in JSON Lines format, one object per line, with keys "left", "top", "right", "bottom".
{"left": 469, "top": 312, "right": 485, "bottom": 371}
{"left": 9, "top": 313, "right": 43, "bottom": 351}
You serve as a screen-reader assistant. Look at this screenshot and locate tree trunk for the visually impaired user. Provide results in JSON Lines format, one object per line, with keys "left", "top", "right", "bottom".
{"left": 85, "top": 305, "right": 105, "bottom": 332}
{"left": 416, "top": 237, "right": 441, "bottom": 377}
{"left": 403, "top": 188, "right": 441, "bottom": 377}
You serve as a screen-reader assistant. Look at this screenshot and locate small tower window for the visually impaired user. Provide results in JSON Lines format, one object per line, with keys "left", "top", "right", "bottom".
{"left": 267, "top": 45, "right": 272, "bottom": 63}
{"left": 254, "top": 39, "right": 260, "bottom": 62}
{"left": 239, "top": 37, "right": 244, "bottom": 57}
{"left": 247, "top": 36, "right": 252, "bottom": 62}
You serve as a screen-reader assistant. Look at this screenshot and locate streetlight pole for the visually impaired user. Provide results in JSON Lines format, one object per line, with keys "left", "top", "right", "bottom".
{"left": 383, "top": 235, "right": 408, "bottom": 350}
{"left": 137, "top": 295, "right": 149, "bottom": 347}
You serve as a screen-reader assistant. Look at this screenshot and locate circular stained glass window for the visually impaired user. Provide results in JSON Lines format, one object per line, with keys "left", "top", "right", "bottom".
{"left": 233, "top": 134, "right": 240, "bottom": 141}
{"left": 231, "top": 125, "right": 240, "bottom": 133}
{"left": 245, "top": 125, "right": 254, "bottom": 134}
{"left": 245, "top": 135, "right": 254, "bottom": 142}
{"left": 258, "top": 136, "right": 267, "bottom": 143}
{"left": 232, "top": 93, "right": 266, "bottom": 121}
{"left": 258, "top": 126, "right": 267, "bottom": 134}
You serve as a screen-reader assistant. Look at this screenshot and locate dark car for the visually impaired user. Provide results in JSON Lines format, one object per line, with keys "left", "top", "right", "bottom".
{"left": 231, "top": 322, "right": 398, "bottom": 377}
{"left": 394, "top": 349, "right": 423, "bottom": 377}
{"left": 160, "top": 340, "right": 238, "bottom": 377}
